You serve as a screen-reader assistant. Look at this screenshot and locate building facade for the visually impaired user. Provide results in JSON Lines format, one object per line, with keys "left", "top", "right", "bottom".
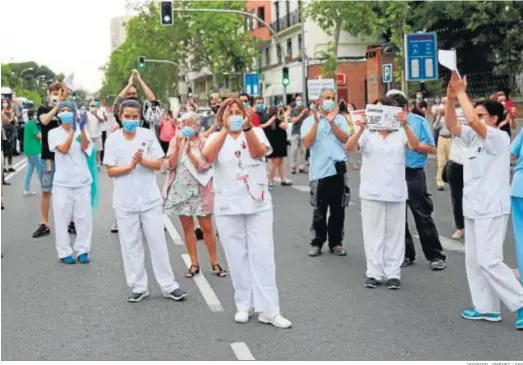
{"left": 110, "top": 16, "right": 132, "bottom": 52}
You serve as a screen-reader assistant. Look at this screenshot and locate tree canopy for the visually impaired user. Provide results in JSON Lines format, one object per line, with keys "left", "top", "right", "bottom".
{"left": 100, "top": 0, "right": 259, "bottom": 102}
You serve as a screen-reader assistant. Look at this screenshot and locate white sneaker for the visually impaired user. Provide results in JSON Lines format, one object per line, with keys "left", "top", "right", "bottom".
{"left": 234, "top": 311, "right": 250, "bottom": 323}
{"left": 23, "top": 191, "right": 36, "bottom": 196}
{"left": 258, "top": 313, "right": 292, "bottom": 329}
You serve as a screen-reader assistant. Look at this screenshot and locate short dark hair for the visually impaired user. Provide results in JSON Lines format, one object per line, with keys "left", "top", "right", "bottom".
{"left": 374, "top": 97, "right": 398, "bottom": 107}
{"left": 240, "top": 92, "right": 249, "bottom": 98}
{"left": 119, "top": 98, "right": 142, "bottom": 115}
{"left": 475, "top": 99, "right": 504, "bottom": 123}
{"left": 254, "top": 96, "right": 263, "bottom": 102}
{"left": 388, "top": 93, "right": 408, "bottom": 108}
{"left": 27, "top": 109, "right": 36, "bottom": 120}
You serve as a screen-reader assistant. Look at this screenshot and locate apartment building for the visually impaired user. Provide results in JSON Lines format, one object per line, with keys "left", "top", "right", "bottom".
{"left": 247, "top": 0, "right": 372, "bottom": 107}
{"left": 110, "top": 16, "right": 132, "bottom": 52}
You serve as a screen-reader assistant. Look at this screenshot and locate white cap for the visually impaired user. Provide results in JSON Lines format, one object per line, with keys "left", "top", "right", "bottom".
{"left": 386, "top": 89, "right": 407, "bottom": 98}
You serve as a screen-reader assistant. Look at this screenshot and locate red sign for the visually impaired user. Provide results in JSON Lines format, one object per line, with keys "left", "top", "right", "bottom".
{"left": 337, "top": 74, "right": 346, "bottom": 85}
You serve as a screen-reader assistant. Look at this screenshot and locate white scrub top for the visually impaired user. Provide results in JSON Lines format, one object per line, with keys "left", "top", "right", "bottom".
{"left": 358, "top": 129, "right": 408, "bottom": 202}
{"left": 103, "top": 127, "right": 164, "bottom": 213}
{"left": 459, "top": 125, "right": 511, "bottom": 219}
{"left": 48, "top": 126, "right": 93, "bottom": 189}
{"left": 207, "top": 127, "right": 273, "bottom": 216}
{"left": 449, "top": 136, "right": 468, "bottom": 165}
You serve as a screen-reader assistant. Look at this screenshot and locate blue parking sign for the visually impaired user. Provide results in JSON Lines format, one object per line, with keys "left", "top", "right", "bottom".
{"left": 404, "top": 32, "right": 438, "bottom": 82}
{"left": 382, "top": 64, "right": 393, "bottom": 83}
{"left": 243, "top": 73, "right": 260, "bottom": 96}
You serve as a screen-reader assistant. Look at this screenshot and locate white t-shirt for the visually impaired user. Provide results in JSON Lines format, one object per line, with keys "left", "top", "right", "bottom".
{"left": 206, "top": 127, "right": 273, "bottom": 216}
{"left": 86, "top": 110, "right": 104, "bottom": 138}
{"left": 103, "top": 127, "right": 164, "bottom": 213}
{"left": 48, "top": 126, "right": 93, "bottom": 188}
{"left": 358, "top": 129, "right": 408, "bottom": 202}
{"left": 459, "top": 125, "right": 511, "bottom": 219}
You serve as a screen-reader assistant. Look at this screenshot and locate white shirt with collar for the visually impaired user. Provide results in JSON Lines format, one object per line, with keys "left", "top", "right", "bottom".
{"left": 358, "top": 129, "right": 408, "bottom": 202}
{"left": 459, "top": 125, "right": 511, "bottom": 219}
{"left": 103, "top": 127, "right": 164, "bottom": 213}
{"left": 207, "top": 127, "right": 273, "bottom": 216}
{"left": 86, "top": 109, "right": 104, "bottom": 138}
{"left": 48, "top": 126, "right": 93, "bottom": 188}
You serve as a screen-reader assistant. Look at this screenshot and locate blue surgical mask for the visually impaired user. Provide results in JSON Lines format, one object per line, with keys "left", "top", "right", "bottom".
{"left": 58, "top": 111, "right": 74, "bottom": 124}
{"left": 435, "top": 99, "right": 441, "bottom": 105}
{"left": 296, "top": 101, "right": 303, "bottom": 107}
{"left": 181, "top": 126, "right": 195, "bottom": 138}
{"left": 229, "top": 115, "right": 243, "bottom": 131}
{"left": 256, "top": 104, "right": 264, "bottom": 112}
{"left": 122, "top": 120, "right": 140, "bottom": 132}
{"left": 243, "top": 102, "right": 250, "bottom": 109}
{"left": 322, "top": 99, "right": 335, "bottom": 112}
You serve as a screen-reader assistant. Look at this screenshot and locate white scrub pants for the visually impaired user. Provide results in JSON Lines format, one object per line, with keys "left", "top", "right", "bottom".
{"left": 215, "top": 209, "right": 280, "bottom": 314}
{"left": 115, "top": 205, "right": 179, "bottom": 295}
{"left": 465, "top": 215, "right": 523, "bottom": 313}
{"left": 361, "top": 199, "right": 406, "bottom": 280}
{"left": 52, "top": 185, "right": 92, "bottom": 259}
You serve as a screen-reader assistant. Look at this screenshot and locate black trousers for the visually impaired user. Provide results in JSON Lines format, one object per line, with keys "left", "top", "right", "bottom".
{"left": 447, "top": 161, "right": 464, "bottom": 230}
{"left": 100, "top": 131, "right": 107, "bottom": 162}
{"left": 309, "top": 173, "right": 350, "bottom": 248}
{"left": 405, "top": 168, "right": 446, "bottom": 262}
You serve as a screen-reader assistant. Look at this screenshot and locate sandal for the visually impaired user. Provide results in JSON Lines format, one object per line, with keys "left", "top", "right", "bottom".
{"left": 184, "top": 265, "right": 200, "bottom": 278}
{"left": 212, "top": 263, "right": 227, "bottom": 278}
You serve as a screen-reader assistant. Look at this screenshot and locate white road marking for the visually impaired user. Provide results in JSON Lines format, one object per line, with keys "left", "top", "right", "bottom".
{"left": 5, "top": 160, "right": 28, "bottom": 181}
{"left": 180, "top": 253, "right": 223, "bottom": 312}
{"left": 279, "top": 183, "right": 356, "bottom": 205}
{"left": 163, "top": 214, "right": 183, "bottom": 246}
{"left": 230, "top": 342, "right": 256, "bottom": 361}
{"left": 413, "top": 233, "right": 465, "bottom": 252}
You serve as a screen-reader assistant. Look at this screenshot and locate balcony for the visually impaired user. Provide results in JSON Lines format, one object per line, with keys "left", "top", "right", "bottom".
{"left": 270, "top": 8, "right": 301, "bottom": 33}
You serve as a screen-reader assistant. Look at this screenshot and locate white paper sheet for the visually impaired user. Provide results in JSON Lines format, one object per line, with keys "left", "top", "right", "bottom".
{"left": 365, "top": 104, "right": 403, "bottom": 131}
{"left": 438, "top": 49, "right": 461, "bottom": 77}
{"left": 184, "top": 156, "right": 213, "bottom": 186}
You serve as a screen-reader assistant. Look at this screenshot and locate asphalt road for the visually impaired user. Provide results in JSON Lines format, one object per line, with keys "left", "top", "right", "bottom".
{"left": 1, "top": 152, "right": 522, "bottom": 361}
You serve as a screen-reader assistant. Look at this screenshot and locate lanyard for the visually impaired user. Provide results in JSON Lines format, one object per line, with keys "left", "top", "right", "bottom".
{"left": 234, "top": 150, "right": 264, "bottom": 202}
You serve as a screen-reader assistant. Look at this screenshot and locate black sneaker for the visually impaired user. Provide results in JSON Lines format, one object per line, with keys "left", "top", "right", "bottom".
{"left": 195, "top": 228, "right": 204, "bottom": 241}
{"left": 8, "top": 167, "right": 15, "bottom": 172}
{"left": 68, "top": 222, "right": 76, "bottom": 234}
{"left": 329, "top": 245, "right": 347, "bottom": 256}
{"left": 2, "top": 181, "right": 10, "bottom": 186}
{"left": 127, "top": 291, "right": 150, "bottom": 303}
{"left": 401, "top": 258, "right": 414, "bottom": 267}
{"left": 33, "top": 224, "right": 51, "bottom": 238}
{"left": 387, "top": 278, "right": 402, "bottom": 290}
{"left": 165, "top": 288, "right": 187, "bottom": 301}
{"left": 430, "top": 259, "right": 447, "bottom": 271}
{"left": 365, "top": 277, "right": 380, "bottom": 289}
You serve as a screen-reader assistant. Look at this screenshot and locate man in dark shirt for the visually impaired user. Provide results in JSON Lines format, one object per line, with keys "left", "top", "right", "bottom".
{"left": 33, "top": 82, "right": 67, "bottom": 238}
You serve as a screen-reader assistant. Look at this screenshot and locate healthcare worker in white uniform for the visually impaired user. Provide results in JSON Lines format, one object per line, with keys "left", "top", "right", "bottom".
{"left": 445, "top": 71, "right": 523, "bottom": 330}
{"left": 48, "top": 101, "right": 93, "bottom": 264}
{"left": 202, "top": 98, "right": 291, "bottom": 329}
{"left": 345, "top": 97, "right": 420, "bottom": 290}
{"left": 103, "top": 99, "right": 187, "bottom": 303}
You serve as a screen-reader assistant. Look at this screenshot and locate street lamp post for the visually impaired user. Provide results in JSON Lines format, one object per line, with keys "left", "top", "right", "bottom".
{"left": 171, "top": 7, "right": 289, "bottom": 105}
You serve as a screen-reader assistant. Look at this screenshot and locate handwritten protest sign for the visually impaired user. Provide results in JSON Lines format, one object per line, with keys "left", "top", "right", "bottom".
{"left": 364, "top": 104, "right": 402, "bottom": 131}
{"left": 307, "top": 79, "right": 335, "bottom": 101}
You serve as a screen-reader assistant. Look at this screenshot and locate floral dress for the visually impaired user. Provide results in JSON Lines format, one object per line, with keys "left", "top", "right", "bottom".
{"left": 164, "top": 151, "right": 211, "bottom": 217}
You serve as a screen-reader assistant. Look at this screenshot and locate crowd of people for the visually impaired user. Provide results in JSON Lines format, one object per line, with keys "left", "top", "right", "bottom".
{"left": 1, "top": 68, "right": 522, "bottom": 331}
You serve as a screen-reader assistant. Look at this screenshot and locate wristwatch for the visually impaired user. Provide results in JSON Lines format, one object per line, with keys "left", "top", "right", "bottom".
{"left": 243, "top": 125, "right": 252, "bottom": 132}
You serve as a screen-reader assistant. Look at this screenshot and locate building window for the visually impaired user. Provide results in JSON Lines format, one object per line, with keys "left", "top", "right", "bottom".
{"left": 298, "top": 34, "right": 302, "bottom": 53}
{"left": 277, "top": 45, "right": 282, "bottom": 64}
{"left": 298, "top": 1, "right": 302, "bottom": 22}
{"left": 287, "top": 38, "right": 292, "bottom": 59}
{"left": 286, "top": 1, "right": 291, "bottom": 26}
{"left": 257, "top": 6, "right": 265, "bottom": 27}
{"left": 248, "top": 10, "right": 255, "bottom": 31}
{"left": 265, "top": 47, "right": 271, "bottom": 66}
{"left": 275, "top": 2, "right": 280, "bottom": 31}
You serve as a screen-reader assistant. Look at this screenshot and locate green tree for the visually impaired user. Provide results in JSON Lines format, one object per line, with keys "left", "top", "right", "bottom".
{"left": 13, "top": 87, "right": 42, "bottom": 106}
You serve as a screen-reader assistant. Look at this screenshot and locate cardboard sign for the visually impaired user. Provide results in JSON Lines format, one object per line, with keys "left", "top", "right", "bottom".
{"left": 364, "top": 104, "right": 403, "bottom": 131}
{"left": 307, "top": 79, "right": 335, "bottom": 100}
{"left": 349, "top": 110, "right": 366, "bottom": 126}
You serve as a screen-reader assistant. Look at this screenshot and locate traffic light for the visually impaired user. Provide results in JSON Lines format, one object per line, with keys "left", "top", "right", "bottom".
{"left": 282, "top": 66, "right": 289, "bottom": 87}
{"left": 138, "top": 56, "right": 146, "bottom": 68}
{"left": 160, "top": 1, "right": 173, "bottom": 26}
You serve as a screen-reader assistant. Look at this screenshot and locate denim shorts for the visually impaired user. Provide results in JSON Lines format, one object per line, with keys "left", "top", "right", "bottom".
{"left": 39, "top": 159, "right": 55, "bottom": 193}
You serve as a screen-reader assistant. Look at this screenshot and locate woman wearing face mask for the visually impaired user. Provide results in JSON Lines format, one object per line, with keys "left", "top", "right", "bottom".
{"left": 159, "top": 110, "right": 177, "bottom": 154}
{"left": 162, "top": 112, "right": 226, "bottom": 279}
{"left": 201, "top": 98, "right": 291, "bottom": 329}
{"left": 346, "top": 97, "right": 420, "bottom": 289}
{"left": 104, "top": 99, "right": 187, "bottom": 302}
{"left": 445, "top": 71, "right": 523, "bottom": 330}
{"left": 48, "top": 101, "right": 93, "bottom": 264}
{"left": 511, "top": 128, "right": 523, "bottom": 289}
{"left": 340, "top": 101, "right": 360, "bottom": 170}
{"left": 262, "top": 106, "right": 292, "bottom": 187}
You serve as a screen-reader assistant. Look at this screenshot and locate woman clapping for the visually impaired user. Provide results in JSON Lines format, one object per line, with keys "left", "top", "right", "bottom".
{"left": 345, "top": 98, "right": 419, "bottom": 290}
{"left": 445, "top": 71, "right": 523, "bottom": 330}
